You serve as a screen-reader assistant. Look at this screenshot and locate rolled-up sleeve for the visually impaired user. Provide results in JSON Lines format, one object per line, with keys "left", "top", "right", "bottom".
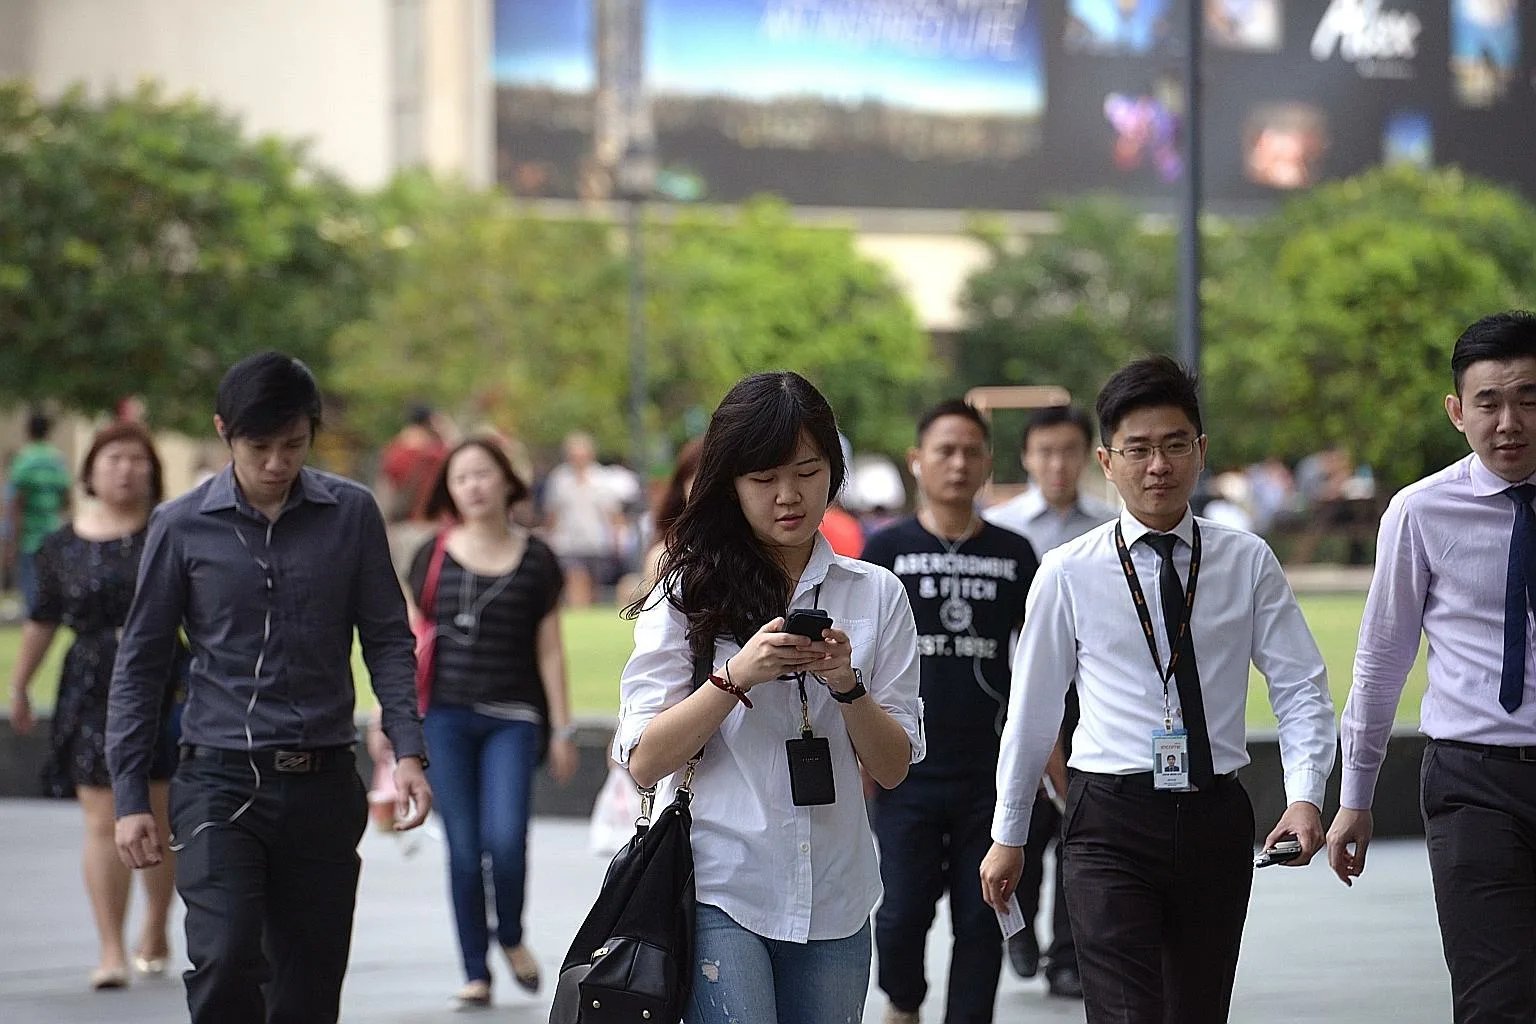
{"left": 108, "top": 507, "right": 187, "bottom": 817}
{"left": 868, "top": 572, "right": 925, "bottom": 763}
{"left": 613, "top": 593, "right": 694, "bottom": 765}
{"left": 353, "top": 499, "right": 425, "bottom": 763}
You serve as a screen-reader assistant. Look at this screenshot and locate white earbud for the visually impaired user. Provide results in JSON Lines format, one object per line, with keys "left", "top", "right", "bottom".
{"left": 910, "top": 463, "right": 922, "bottom": 478}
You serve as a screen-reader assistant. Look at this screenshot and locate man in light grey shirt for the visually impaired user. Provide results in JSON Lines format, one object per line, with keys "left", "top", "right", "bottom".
{"left": 980, "top": 404, "right": 1114, "bottom": 997}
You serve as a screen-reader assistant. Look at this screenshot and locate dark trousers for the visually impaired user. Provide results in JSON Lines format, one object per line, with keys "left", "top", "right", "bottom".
{"left": 874, "top": 772, "right": 1003, "bottom": 1024}
{"left": 1062, "top": 770, "right": 1254, "bottom": 1024}
{"left": 1423, "top": 741, "right": 1536, "bottom": 1024}
{"left": 170, "top": 753, "right": 369, "bottom": 1024}
{"left": 1020, "top": 791, "right": 1075, "bottom": 968}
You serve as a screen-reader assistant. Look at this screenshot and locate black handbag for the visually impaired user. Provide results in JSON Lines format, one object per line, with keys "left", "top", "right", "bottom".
{"left": 550, "top": 654, "right": 709, "bottom": 1024}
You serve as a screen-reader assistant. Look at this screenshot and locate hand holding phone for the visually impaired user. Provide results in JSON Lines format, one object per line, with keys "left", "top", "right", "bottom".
{"left": 783, "top": 608, "right": 834, "bottom": 640}
{"left": 1254, "top": 837, "right": 1304, "bottom": 869}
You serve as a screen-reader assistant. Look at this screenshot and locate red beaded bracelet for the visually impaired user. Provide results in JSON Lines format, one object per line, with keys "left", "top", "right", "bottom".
{"left": 708, "top": 669, "right": 753, "bottom": 708}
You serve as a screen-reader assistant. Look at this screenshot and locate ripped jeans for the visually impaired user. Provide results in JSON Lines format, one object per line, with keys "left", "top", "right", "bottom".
{"left": 685, "top": 903, "right": 871, "bottom": 1024}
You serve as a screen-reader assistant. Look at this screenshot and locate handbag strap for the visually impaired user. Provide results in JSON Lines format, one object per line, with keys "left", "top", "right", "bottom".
{"left": 419, "top": 529, "right": 451, "bottom": 618}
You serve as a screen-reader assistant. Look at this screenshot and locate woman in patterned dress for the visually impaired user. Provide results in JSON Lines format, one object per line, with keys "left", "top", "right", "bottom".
{"left": 7, "top": 422, "right": 180, "bottom": 990}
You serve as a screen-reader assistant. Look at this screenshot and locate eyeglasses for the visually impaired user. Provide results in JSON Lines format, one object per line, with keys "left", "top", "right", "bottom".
{"left": 1104, "top": 436, "right": 1203, "bottom": 463}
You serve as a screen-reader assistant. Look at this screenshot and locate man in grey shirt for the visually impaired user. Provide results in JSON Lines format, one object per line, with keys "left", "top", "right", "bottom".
{"left": 981, "top": 404, "right": 1115, "bottom": 999}
{"left": 108, "top": 352, "right": 432, "bottom": 1024}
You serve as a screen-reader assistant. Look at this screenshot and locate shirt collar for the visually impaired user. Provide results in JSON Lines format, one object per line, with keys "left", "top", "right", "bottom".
{"left": 1469, "top": 453, "right": 1536, "bottom": 498}
{"left": 792, "top": 532, "right": 867, "bottom": 600}
{"left": 1118, "top": 506, "right": 1195, "bottom": 550}
{"left": 199, "top": 464, "right": 339, "bottom": 514}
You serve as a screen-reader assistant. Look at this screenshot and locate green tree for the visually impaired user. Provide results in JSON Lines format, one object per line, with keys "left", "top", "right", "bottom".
{"left": 956, "top": 198, "right": 1178, "bottom": 407}
{"left": 0, "top": 81, "right": 374, "bottom": 431}
{"left": 1203, "top": 167, "right": 1536, "bottom": 486}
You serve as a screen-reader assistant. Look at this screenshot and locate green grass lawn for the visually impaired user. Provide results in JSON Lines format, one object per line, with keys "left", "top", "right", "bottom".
{"left": 0, "top": 594, "right": 1428, "bottom": 726}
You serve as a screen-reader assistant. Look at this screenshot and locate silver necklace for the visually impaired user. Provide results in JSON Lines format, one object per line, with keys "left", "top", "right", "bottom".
{"left": 451, "top": 559, "right": 518, "bottom": 639}
{"left": 926, "top": 510, "right": 979, "bottom": 634}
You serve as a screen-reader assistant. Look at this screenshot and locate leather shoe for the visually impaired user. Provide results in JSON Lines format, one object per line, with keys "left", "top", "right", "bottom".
{"left": 1047, "top": 964, "right": 1084, "bottom": 999}
{"left": 1006, "top": 930, "right": 1040, "bottom": 979}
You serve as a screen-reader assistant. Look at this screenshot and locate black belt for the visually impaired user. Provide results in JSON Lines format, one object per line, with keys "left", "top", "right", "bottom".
{"left": 1433, "top": 738, "right": 1536, "bottom": 764}
{"left": 180, "top": 744, "right": 354, "bottom": 774}
{"left": 1073, "top": 769, "right": 1240, "bottom": 793}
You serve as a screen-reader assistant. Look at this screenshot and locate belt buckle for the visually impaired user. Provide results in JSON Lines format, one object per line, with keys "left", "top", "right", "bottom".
{"left": 273, "top": 750, "right": 314, "bottom": 773}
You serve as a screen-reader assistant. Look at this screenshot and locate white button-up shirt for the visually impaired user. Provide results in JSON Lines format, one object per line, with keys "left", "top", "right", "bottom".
{"left": 1341, "top": 454, "right": 1536, "bottom": 810}
{"left": 993, "top": 509, "right": 1336, "bottom": 845}
{"left": 983, "top": 485, "right": 1118, "bottom": 555}
{"left": 614, "top": 535, "right": 925, "bottom": 942}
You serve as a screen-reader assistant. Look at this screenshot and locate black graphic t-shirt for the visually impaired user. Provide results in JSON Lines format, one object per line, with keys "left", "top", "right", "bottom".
{"left": 862, "top": 517, "right": 1038, "bottom": 779}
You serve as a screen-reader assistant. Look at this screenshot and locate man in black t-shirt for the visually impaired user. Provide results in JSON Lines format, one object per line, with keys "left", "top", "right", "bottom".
{"left": 863, "top": 400, "right": 1039, "bottom": 1024}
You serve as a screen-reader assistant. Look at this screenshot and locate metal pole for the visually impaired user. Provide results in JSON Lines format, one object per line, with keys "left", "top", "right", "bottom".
{"left": 1178, "top": 0, "right": 1203, "bottom": 371}
{"left": 627, "top": 195, "right": 646, "bottom": 468}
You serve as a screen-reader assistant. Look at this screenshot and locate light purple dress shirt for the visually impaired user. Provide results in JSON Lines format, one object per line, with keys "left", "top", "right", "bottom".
{"left": 1341, "top": 454, "right": 1536, "bottom": 810}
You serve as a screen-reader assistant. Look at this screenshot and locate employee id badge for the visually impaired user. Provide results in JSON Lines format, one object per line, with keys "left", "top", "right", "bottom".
{"left": 786, "top": 736, "right": 837, "bottom": 806}
{"left": 1152, "top": 729, "right": 1192, "bottom": 791}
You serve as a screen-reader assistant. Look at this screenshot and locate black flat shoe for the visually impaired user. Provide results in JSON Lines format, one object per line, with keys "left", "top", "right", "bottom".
{"left": 1007, "top": 931, "right": 1040, "bottom": 979}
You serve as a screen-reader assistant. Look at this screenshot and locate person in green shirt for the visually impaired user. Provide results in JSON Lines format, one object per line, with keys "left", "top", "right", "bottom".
{"left": 5, "top": 413, "right": 72, "bottom": 613}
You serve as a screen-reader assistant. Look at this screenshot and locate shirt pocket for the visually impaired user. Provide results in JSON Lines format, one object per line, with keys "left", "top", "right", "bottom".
{"left": 839, "top": 617, "right": 876, "bottom": 669}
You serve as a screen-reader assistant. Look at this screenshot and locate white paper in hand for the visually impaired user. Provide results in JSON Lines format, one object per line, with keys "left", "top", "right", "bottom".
{"left": 994, "top": 892, "right": 1028, "bottom": 941}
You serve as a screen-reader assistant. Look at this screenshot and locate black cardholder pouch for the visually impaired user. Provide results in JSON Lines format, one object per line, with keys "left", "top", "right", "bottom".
{"left": 786, "top": 736, "right": 836, "bottom": 806}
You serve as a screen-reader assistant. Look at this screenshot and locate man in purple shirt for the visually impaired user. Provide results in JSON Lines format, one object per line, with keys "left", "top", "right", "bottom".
{"left": 108, "top": 352, "right": 432, "bottom": 1024}
{"left": 1329, "top": 311, "right": 1536, "bottom": 1022}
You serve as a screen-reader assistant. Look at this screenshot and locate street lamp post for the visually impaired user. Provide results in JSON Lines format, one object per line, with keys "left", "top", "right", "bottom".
{"left": 1179, "top": 0, "right": 1204, "bottom": 372}
{"left": 616, "top": 144, "right": 656, "bottom": 472}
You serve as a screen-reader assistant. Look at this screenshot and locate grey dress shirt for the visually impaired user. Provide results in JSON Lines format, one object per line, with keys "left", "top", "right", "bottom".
{"left": 107, "top": 465, "right": 425, "bottom": 816}
{"left": 983, "top": 485, "right": 1118, "bottom": 554}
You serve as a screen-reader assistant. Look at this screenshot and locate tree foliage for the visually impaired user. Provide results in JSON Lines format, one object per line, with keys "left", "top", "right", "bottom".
{"left": 0, "top": 81, "right": 374, "bottom": 432}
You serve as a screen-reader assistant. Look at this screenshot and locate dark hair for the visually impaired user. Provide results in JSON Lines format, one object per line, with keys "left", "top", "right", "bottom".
{"left": 26, "top": 413, "right": 51, "bottom": 441}
{"left": 1451, "top": 311, "right": 1536, "bottom": 395}
{"left": 423, "top": 436, "right": 529, "bottom": 520}
{"left": 916, "top": 399, "right": 989, "bottom": 445}
{"left": 1021, "top": 404, "right": 1095, "bottom": 450}
{"left": 215, "top": 351, "right": 322, "bottom": 442}
{"left": 80, "top": 422, "right": 163, "bottom": 505}
{"left": 654, "top": 438, "right": 704, "bottom": 538}
{"left": 1095, "top": 355, "right": 1203, "bottom": 442}
{"left": 624, "top": 371, "right": 846, "bottom": 661}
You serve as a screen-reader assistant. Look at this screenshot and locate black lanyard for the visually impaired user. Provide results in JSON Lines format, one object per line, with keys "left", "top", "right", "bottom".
{"left": 1114, "top": 521, "right": 1202, "bottom": 715}
{"left": 793, "top": 583, "right": 823, "bottom": 739}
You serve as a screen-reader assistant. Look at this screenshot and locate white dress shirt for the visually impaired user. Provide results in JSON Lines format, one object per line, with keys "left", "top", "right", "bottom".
{"left": 983, "top": 485, "right": 1118, "bottom": 556}
{"left": 1341, "top": 454, "right": 1536, "bottom": 810}
{"left": 614, "top": 534, "right": 925, "bottom": 942}
{"left": 993, "top": 508, "right": 1336, "bottom": 845}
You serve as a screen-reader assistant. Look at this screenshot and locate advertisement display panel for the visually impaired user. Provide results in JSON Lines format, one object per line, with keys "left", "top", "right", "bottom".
{"left": 494, "top": 0, "right": 1536, "bottom": 212}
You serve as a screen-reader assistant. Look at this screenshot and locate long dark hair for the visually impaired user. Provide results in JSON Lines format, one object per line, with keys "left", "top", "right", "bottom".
{"left": 623, "top": 372, "right": 846, "bottom": 663}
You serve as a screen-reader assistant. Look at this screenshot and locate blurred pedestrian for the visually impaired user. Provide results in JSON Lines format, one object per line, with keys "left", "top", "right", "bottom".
{"left": 1328, "top": 312, "right": 1536, "bottom": 1021}
{"left": 108, "top": 352, "right": 431, "bottom": 1024}
{"left": 4, "top": 412, "right": 72, "bottom": 614}
{"left": 376, "top": 404, "right": 453, "bottom": 577}
{"left": 408, "top": 437, "right": 579, "bottom": 1008}
{"left": 639, "top": 438, "right": 703, "bottom": 591}
{"left": 543, "top": 432, "right": 623, "bottom": 607}
{"left": 862, "top": 399, "right": 1039, "bottom": 1024}
{"left": 8, "top": 422, "right": 179, "bottom": 990}
{"left": 617, "top": 371, "right": 924, "bottom": 1024}
{"left": 981, "top": 404, "right": 1115, "bottom": 996}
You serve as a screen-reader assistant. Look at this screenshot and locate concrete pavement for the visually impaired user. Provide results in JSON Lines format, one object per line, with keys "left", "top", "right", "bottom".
{"left": 0, "top": 798, "right": 1451, "bottom": 1023}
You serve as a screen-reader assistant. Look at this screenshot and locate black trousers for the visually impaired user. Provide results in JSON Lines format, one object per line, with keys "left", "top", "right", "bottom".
{"left": 170, "top": 753, "right": 369, "bottom": 1024}
{"left": 1020, "top": 792, "right": 1075, "bottom": 967}
{"left": 1062, "top": 770, "right": 1254, "bottom": 1024}
{"left": 1423, "top": 740, "right": 1536, "bottom": 1024}
{"left": 873, "top": 772, "right": 1003, "bottom": 1024}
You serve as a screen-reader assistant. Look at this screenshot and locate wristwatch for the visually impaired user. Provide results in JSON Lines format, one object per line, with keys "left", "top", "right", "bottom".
{"left": 828, "top": 668, "right": 866, "bottom": 705}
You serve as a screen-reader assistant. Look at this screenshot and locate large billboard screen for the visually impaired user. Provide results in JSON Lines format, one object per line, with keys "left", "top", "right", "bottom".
{"left": 494, "top": 0, "right": 1536, "bottom": 212}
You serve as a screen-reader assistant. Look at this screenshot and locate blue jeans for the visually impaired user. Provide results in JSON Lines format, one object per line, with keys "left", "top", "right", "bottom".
{"left": 16, "top": 551, "right": 38, "bottom": 615}
{"left": 685, "top": 903, "right": 871, "bottom": 1024}
{"left": 423, "top": 706, "right": 540, "bottom": 983}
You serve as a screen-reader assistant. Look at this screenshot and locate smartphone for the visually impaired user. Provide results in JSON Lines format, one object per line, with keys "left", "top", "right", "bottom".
{"left": 783, "top": 608, "right": 834, "bottom": 640}
{"left": 1254, "top": 838, "right": 1304, "bottom": 869}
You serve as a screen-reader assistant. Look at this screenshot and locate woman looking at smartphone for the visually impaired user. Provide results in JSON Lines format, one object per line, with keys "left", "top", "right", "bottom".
{"left": 617, "top": 371, "right": 924, "bottom": 1024}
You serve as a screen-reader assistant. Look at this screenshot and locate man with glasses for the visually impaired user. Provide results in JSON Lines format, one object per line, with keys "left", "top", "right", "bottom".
{"left": 980, "top": 356, "right": 1336, "bottom": 1023}
{"left": 983, "top": 405, "right": 1115, "bottom": 998}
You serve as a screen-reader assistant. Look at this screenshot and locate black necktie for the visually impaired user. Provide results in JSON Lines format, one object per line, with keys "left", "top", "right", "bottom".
{"left": 1145, "top": 533, "right": 1215, "bottom": 788}
{"left": 1501, "top": 484, "right": 1536, "bottom": 713}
